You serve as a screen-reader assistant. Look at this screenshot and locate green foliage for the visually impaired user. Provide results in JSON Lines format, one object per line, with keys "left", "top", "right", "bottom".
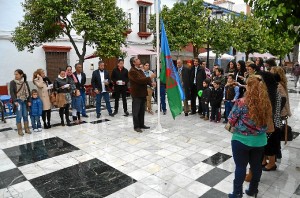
{"left": 149, "top": 0, "right": 208, "bottom": 57}
{"left": 208, "top": 17, "right": 232, "bottom": 56}
{"left": 230, "top": 13, "right": 268, "bottom": 58}
{"left": 11, "top": 0, "right": 128, "bottom": 63}
{"left": 245, "top": 0, "right": 300, "bottom": 41}
{"left": 265, "top": 30, "right": 295, "bottom": 58}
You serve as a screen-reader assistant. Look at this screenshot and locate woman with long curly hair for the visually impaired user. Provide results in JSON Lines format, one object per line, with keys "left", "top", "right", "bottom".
{"left": 228, "top": 75, "right": 273, "bottom": 198}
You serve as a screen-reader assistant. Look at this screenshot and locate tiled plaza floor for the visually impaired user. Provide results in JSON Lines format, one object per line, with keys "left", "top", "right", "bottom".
{"left": 0, "top": 74, "right": 299, "bottom": 198}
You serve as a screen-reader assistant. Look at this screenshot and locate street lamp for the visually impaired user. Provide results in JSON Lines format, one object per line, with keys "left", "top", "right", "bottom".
{"left": 206, "top": 8, "right": 223, "bottom": 69}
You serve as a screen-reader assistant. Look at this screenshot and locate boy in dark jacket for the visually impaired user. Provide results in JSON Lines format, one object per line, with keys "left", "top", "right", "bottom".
{"left": 29, "top": 89, "right": 43, "bottom": 132}
{"left": 72, "top": 89, "right": 84, "bottom": 124}
{"left": 223, "top": 74, "right": 240, "bottom": 123}
{"left": 210, "top": 80, "right": 223, "bottom": 122}
{"left": 200, "top": 79, "right": 211, "bottom": 120}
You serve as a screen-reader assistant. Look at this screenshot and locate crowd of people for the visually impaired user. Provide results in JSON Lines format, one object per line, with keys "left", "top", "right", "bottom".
{"left": 8, "top": 56, "right": 297, "bottom": 198}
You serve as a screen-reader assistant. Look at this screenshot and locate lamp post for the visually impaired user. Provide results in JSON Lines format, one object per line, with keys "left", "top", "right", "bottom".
{"left": 206, "top": 8, "right": 223, "bottom": 69}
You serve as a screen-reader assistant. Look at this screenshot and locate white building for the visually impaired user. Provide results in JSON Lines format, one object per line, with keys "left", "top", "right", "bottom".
{"left": 0, "top": 0, "right": 248, "bottom": 86}
{"left": 0, "top": 0, "right": 185, "bottom": 86}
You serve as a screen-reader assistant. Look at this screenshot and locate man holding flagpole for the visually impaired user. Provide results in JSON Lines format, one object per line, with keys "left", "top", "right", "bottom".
{"left": 128, "top": 57, "right": 156, "bottom": 133}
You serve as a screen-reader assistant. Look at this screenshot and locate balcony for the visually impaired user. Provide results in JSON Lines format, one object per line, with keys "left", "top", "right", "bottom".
{"left": 123, "top": 13, "right": 132, "bottom": 36}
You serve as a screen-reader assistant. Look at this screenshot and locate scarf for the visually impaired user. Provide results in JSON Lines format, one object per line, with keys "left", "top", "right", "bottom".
{"left": 14, "top": 78, "right": 29, "bottom": 101}
{"left": 67, "top": 73, "right": 78, "bottom": 83}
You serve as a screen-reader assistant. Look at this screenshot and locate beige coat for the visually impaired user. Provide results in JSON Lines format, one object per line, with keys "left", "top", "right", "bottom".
{"left": 278, "top": 83, "right": 292, "bottom": 117}
{"left": 34, "top": 76, "right": 51, "bottom": 110}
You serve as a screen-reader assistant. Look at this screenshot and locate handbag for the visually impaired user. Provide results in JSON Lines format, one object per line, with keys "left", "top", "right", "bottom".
{"left": 50, "top": 92, "right": 57, "bottom": 104}
{"left": 224, "top": 122, "right": 234, "bottom": 133}
{"left": 280, "top": 118, "right": 293, "bottom": 144}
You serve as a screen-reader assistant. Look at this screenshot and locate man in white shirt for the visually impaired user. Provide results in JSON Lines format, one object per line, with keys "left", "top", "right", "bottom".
{"left": 74, "top": 63, "right": 88, "bottom": 117}
{"left": 91, "top": 61, "right": 114, "bottom": 118}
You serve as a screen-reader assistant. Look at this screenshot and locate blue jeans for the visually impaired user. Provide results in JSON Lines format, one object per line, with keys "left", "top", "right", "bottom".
{"left": 15, "top": 100, "right": 28, "bottom": 124}
{"left": 224, "top": 101, "right": 234, "bottom": 121}
{"left": 96, "top": 92, "right": 112, "bottom": 115}
{"left": 231, "top": 140, "right": 264, "bottom": 195}
{"left": 160, "top": 85, "right": 166, "bottom": 112}
{"left": 30, "top": 115, "right": 41, "bottom": 129}
{"left": 80, "top": 89, "right": 87, "bottom": 116}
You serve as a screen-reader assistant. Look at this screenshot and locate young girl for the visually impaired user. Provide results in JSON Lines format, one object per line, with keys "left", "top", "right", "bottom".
{"left": 72, "top": 89, "right": 84, "bottom": 124}
{"left": 209, "top": 80, "right": 223, "bottom": 122}
{"left": 29, "top": 89, "right": 43, "bottom": 132}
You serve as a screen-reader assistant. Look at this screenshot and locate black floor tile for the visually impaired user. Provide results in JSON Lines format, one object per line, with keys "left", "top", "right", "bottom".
{"left": 200, "top": 188, "right": 228, "bottom": 198}
{"left": 0, "top": 168, "right": 27, "bottom": 188}
{"left": 295, "top": 184, "right": 300, "bottom": 195}
{"left": 90, "top": 119, "right": 110, "bottom": 124}
{"left": 30, "top": 158, "right": 136, "bottom": 198}
{"left": 202, "top": 152, "right": 232, "bottom": 166}
{"left": 0, "top": 127, "right": 13, "bottom": 132}
{"left": 3, "top": 137, "right": 79, "bottom": 167}
{"left": 293, "top": 131, "right": 300, "bottom": 140}
{"left": 196, "top": 167, "right": 231, "bottom": 187}
{"left": 67, "top": 121, "right": 87, "bottom": 126}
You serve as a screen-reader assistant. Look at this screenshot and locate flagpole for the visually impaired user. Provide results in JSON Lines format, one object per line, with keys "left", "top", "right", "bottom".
{"left": 153, "top": 0, "right": 163, "bottom": 133}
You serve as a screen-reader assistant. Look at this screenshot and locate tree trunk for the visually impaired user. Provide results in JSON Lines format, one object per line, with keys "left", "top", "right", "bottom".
{"left": 246, "top": 52, "right": 249, "bottom": 61}
{"left": 292, "top": 43, "right": 299, "bottom": 63}
{"left": 193, "top": 46, "right": 198, "bottom": 58}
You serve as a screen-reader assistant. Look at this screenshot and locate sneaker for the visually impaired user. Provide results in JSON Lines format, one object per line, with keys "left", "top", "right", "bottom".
{"left": 33, "top": 129, "right": 39, "bottom": 132}
{"left": 38, "top": 128, "right": 42, "bottom": 132}
{"left": 96, "top": 114, "right": 101, "bottom": 118}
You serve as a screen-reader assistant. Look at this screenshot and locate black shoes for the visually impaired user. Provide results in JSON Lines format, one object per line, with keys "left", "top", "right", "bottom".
{"left": 112, "top": 111, "right": 118, "bottom": 115}
{"left": 189, "top": 112, "right": 196, "bottom": 115}
{"left": 134, "top": 128, "right": 143, "bottom": 133}
{"left": 82, "top": 114, "right": 89, "bottom": 118}
{"left": 185, "top": 113, "right": 189, "bottom": 116}
{"left": 124, "top": 111, "right": 129, "bottom": 116}
{"left": 97, "top": 114, "right": 101, "bottom": 118}
{"left": 163, "top": 111, "right": 166, "bottom": 115}
{"left": 245, "top": 189, "right": 258, "bottom": 198}
{"left": 262, "top": 165, "right": 277, "bottom": 171}
{"left": 141, "top": 125, "right": 150, "bottom": 129}
{"left": 109, "top": 113, "right": 114, "bottom": 117}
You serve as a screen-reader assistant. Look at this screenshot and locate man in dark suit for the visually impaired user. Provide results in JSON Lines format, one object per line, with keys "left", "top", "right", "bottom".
{"left": 91, "top": 61, "right": 114, "bottom": 118}
{"left": 128, "top": 57, "right": 156, "bottom": 133}
{"left": 190, "top": 58, "right": 206, "bottom": 115}
{"left": 111, "top": 59, "right": 129, "bottom": 116}
{"left": 177, "top": 59, "right": 191, "bottom": 116}
{"left": 73, "top": 63, "right": 88, "bottom": 117}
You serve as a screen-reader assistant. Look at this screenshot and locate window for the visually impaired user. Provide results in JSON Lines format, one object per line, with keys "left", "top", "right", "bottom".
{"left": 139, "top": 6, "right": 148, "bottom": 32}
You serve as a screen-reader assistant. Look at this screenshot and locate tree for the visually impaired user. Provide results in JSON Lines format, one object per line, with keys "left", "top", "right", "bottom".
{"left": 208, "top": 17, "right": 233, "bottom": 56}
{"left": 245, "top": 0, "right": 300, "bottom": 63}
{"left": 265, "top": 30, "right": 295, "bottom": 62}
{"left": 230, "top": 13, "right": 268, "bottom": 60}
{"left": 149, "top": 0, "right": 209, "bottom": 57}
{"left": 11, "top": 0, "right": 128, "bottom": 64}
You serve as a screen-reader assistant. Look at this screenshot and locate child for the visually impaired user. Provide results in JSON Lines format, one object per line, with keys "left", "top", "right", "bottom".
{"left": 200, "top": 79, "right": 211, "bottom": 120}
{"left": 213, "top": 68, "right": 226, "bottom": 89}
{"left": 209, "top": 80, "right": 223, "bottom": 123}
{"left": 29, "top": 89, "right": 43, "bottom": 132}
{"left": 72, "top": 89, "right": 84, "bottom": 124}
{"left": 223, "top": 74, "right": 240, "bottom": 123}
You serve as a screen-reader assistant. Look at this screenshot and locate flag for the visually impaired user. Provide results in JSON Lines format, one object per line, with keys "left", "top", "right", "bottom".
{"left": 160, "top": 20, "right": 185, "bottom": 119}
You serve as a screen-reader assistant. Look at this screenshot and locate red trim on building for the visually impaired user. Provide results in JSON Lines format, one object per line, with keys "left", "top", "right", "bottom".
{"left": 137, "top": 32, "right": 152, "bottom": 39}
{"left": 137, "top": 0, "right": 153, "bottom": 6}
{"left": 42, "top": 45, "right": 72, "bottom": 52}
